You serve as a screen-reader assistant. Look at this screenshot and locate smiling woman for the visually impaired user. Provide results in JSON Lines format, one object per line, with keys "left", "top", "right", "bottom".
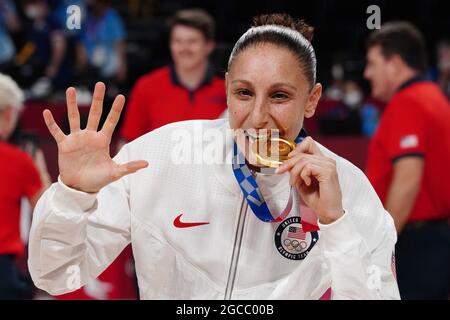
{"left": 28, "top": 13, "right": 400, "bottom": 300}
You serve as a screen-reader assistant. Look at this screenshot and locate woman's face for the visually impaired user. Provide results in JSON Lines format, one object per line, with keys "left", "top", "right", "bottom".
{"left": 227, "top": 43, "right": 322, "bottom": 142}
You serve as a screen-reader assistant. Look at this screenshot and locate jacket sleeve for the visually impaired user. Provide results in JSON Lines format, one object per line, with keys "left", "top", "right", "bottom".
{"left": 28, "top": 147, "right": 132, "bottom": 296}
{"left": 318, "top": 156, "right": 400, "bottom": 300}
{"left": 318, "top": 208, "right": 400, "bottom": 300}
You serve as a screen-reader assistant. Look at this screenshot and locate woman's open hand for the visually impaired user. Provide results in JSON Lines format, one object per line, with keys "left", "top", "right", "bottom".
{"left": 43, "top": 82, "right": 148, "bottom": 193}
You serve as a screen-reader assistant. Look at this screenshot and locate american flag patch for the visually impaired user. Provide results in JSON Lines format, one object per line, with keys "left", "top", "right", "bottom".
{"left": 400, "top": 134, "right": 419, "bottom": 149}
{"left": 288, "top": 226, "right": 306, "bottom": 240}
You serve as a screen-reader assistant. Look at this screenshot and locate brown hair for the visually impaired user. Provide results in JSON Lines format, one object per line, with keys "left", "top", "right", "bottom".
{"left": 253, "top": 14, "right": 314, "bottom": 42}
{"left": 367, "top": 21, "right": 428, "bottom": 73}
{"left": 228, "top": 13, "right": 317, "bottom": 89}
{"left": 168, "top": 9, "right": 215, "bottom": 41}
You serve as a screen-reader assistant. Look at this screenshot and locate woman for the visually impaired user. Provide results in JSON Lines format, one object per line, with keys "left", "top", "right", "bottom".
{"left": 29, "top": 14, "right": 400, "bottom": 299}
{"left": 0, "top": 73, "right": 50, "bottom": 299}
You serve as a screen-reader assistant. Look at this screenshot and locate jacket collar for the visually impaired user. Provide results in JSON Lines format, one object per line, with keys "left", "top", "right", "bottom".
{"left": 169, "top": 63, "right": 214, "bottom": 89}
{"left": 169, "top": 63, "right": 214, "bottom": 102}
{"left": 397, "top": 74, "right": 428, "bottom": 92}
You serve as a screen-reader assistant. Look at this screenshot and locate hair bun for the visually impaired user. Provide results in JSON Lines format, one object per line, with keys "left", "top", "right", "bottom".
{"left": 253, "top": 13, "right": 314, "bottom": 42}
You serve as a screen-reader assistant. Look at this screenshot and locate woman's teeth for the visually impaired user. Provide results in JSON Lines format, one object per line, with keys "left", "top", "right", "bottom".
{"left": 245, "top": 130, "right": 271, "bottom": 140}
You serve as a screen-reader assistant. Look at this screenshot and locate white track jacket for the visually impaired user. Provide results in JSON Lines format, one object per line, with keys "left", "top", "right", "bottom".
{"left": 28, "top": 119, "right": 400, "bottom": 299}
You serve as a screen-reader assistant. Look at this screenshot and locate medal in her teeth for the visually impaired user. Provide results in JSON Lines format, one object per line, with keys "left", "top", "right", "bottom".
{"left": 245, "top": 129, "right": 297, "bottom": 168}
{"left": 250, "top": 136, "right": 297, "bottom": 168}
{"left": 232, "top": 129, "right": 306, "bottom": 223}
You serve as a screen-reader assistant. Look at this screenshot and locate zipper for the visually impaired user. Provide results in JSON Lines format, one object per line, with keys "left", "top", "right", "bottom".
{"left": 224, "top": 195, "right": 248, "bottom": 300}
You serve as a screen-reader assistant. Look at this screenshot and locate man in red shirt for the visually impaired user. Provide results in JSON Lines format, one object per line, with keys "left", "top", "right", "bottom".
{"left": 119, "top": 9, "right": 227, "bottom": 144}
{"left": 0, "top": 73, "right": 48, "bottom": 299}
{"left": 365, "top": 22, "right": 450, "bottom": 299}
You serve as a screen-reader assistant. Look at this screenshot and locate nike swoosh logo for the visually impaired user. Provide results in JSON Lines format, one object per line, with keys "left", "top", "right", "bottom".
{"left": 173, "top": 214, "right": 209, "bottom": 228}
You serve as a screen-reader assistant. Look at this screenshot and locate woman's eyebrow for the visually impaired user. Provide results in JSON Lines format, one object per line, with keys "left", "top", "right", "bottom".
{"left": 231, "top": 79, "right": 252, "bottom": 86}
{"left": 231, "top": 80, "right": 297, "bottom": 91}
{"left": 271, "top": 82, "right": 297, "bottom": 91}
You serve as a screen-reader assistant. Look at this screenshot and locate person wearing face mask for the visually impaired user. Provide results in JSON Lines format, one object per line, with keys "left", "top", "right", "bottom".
{"left": 28, "top": 14, "right": 400, "bottom": 300}
{"left": 319, "top": 78, "right": 362, "bottom": 136}
{"left": 118, "top": 9, "right": 227, "bottom": 150}
{"left": 342, "top": 81, "right": 364, "bottom": 109}
{"left": 342, "top": 80, "right": 380, "bottom": 137}
{"left": 319, "top": 78, "right": 380, "bottom": 137}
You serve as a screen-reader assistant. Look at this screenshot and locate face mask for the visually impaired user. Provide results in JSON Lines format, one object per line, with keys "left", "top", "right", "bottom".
{"left": 343, "top": 90, "right": 363, "bottom": 109}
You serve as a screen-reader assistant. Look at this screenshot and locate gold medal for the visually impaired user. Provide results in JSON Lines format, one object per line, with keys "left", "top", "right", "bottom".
{"left": 250, "top": 136, "right": 296, "bottom": 168}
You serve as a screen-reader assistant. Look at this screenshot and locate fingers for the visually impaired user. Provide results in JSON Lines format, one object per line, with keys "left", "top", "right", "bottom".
{"left": 287, "top": 155, "right": 322, "bottom": 187}
{"left": 289, "top": 136, "right": 323, "bottom": 158}
{"left": 113, "top": 160, "right": 149, "bottom": 180}
{"left": 86, "top": 82, "right": 105, "bottom": 131}
{"left": 66, "top": 87, "right": 80, "bottom": 132}
{"left": 291, "top": 161, "right": 321, "bottom": 187}
{"left": 100, "top": 94, "right": 125, "bottom": 138}
{"left": 124, "top": 160, "right": 149, "bottom": 173}
{"left": 43, "top": 109, "right": 66, "bottom": 144}
{"left": 276, "top": 152, "right": 324, "bottom": 174}
{"left": 276, "top": 153, "right": 336, "bottom": 188}
{"left": 300, "top": 165, "right": 313, "bottom": 186}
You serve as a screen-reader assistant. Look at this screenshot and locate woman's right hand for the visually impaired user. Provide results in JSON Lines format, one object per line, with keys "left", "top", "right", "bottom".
{"left": 43, "top": 82, "right": 149, "bottom": 193}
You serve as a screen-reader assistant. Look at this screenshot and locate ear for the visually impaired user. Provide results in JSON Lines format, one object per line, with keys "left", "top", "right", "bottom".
{"left": 304, "top": 83, "right": 322, "bottom": 118}
{"left": 387, "top": 54, "right": 406, "bottom": 72}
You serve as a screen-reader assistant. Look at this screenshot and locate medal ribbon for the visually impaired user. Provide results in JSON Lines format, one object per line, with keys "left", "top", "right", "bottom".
{"left": 232, "top": 129, "right": 318, "bottom": 229}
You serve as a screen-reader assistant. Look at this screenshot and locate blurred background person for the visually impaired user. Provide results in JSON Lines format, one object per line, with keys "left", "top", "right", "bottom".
{"left": 118, "top": 8, "right": 227, "bottom": 147}
{"left": 323, "top": 53, "right": 346, "bottom": 101}
{"left": 11, "top": 0, "right": 67, "bottom": 98}
{"left": 342, "top": 79, "right": 380, "bottom": 137}
{"left": 364, "top": 22, "right": 450, "bottom": 299}
{"left": 0, "top": 73, "right": 50, "bottom": 299}
{"left": 0, "top": 0, "right": 20, "bottom": 67}
{"left": 76, "top": 0, "right": 127, "bottom": 96}
{"left": 318, "top": 77, "right": 380, "bottom": 137}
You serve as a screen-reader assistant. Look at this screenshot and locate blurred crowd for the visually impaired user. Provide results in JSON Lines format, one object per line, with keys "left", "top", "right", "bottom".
{"left": 0, "top": 0, "right": 126, "bottom": 102}
{"left": 1, "top": 1, "right": 449, "bottom": 136}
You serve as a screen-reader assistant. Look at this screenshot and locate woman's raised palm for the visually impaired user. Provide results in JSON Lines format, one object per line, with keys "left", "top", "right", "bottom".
{"left": 43, "top": 82, "right": 148, "bottom": 193}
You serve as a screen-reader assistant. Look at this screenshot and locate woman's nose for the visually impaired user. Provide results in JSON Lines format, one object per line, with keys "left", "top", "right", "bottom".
{"left": 250, "top": 97, "right": 270, "bottom": 128}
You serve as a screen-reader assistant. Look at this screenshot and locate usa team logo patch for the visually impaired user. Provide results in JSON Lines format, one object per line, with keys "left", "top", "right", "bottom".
{"left": 274, "top": 216, "right": 319, "bottom": 260}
